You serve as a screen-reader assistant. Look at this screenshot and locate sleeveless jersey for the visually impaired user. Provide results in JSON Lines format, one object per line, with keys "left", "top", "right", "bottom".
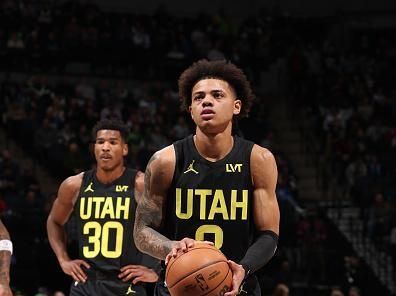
{"left": 75, "top": 168, "right": 142, "bottom": 273}
{"left": 164, "top": 135, "right": 255, "bottom": 262}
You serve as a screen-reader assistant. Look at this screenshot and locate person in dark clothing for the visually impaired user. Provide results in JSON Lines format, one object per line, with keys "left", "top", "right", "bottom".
{"left": 47, "top": 119, "right": 159, "bottom": 296}
{"left": 134, "top": 60, "right": 280, "bottom": 296}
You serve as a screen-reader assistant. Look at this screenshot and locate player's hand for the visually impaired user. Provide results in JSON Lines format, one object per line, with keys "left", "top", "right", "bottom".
{"left": 0, "top": 283, "right": 12, "bottom": 296}
{"left": 119, "top": 265, "right": 159, "bottom": 284}
{"left": 165, "top": 238, "right": 213, "bottom": 265}
{"left": 60, "top": 259, "right": 90, "bottom": 283}
{"left": 224, "top": 260, "right": 245, "bottom": 296}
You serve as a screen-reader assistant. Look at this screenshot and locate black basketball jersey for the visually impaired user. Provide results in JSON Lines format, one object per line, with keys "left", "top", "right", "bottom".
{"left": 164, "top": 135, "right": 255, "bottom": 262}
{"left": 74, "top": 168, "right": 143, "bottom": 273}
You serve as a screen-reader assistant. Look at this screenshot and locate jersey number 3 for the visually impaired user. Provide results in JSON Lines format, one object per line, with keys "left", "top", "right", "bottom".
{"left": 83, "top": 221, "right": 123, "bottom": 258}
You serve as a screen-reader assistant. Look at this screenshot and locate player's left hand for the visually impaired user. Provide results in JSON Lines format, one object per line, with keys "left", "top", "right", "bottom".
{"left": 224, "top": 260, "right": 245, "bottom": 296}
{"left": 118, "top": 265, "right": 159, "bottom": 284}
{"left": 165, "top": 238, "right": 213, "bottom": 265}
{"left": 0, "top": 283, "right": 12, "bottom": 296}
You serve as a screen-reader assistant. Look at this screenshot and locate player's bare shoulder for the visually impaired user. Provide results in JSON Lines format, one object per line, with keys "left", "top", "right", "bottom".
{"left": 145, "top": 144, "right": 176, "bottom": 194}
{"left": 59, "top": 172, "right": 84, "bottom": 192}
{"left": 147, "top": 145, "right": 175, "bottom": 178}
{"left": 149, "top": 145, "right": 176, "bottom": 171}
{"left": 57, "top": 172, "right": 84, "bottom": 204}
{"left": 135, "top": 170, "right": 145, "bottom": 189}
{"left": 250, "top": 144, "right": 278, "bottom": 187}
{"left": 134, "top": 170, "right": 145, "bottom": 203}
{"left": 251, "top": 145, "right": 276, "bottom": 164}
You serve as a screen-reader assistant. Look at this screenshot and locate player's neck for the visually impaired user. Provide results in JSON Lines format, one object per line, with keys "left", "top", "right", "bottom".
{"left": 194, "top": 128, "right": 234, "bottom": 162}
{"left": 96, "top": 166, "right": 125, "bottom": 184}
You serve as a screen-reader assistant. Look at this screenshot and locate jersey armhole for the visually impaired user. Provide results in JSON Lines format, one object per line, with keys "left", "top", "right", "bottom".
{"left": 172, "top": 141, "right": 185, "bottom": 187}
{"left": 247, "top": 142, "right": 255, "bottom": 187}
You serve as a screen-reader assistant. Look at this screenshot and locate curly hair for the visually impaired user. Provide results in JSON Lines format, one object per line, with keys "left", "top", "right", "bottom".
{"left": 178, "top": 59, "right": 255, "bottom": 118}
{"left": 91, "top": 119, "right": 129, "bottom": 142}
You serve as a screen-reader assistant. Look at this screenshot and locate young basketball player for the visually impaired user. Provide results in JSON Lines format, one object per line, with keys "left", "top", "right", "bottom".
{"left": 134, "top": 60, "right": 280, "bottom": 296}
{"left": 0, "top": 220, "right": 12, "bottom": 296}
{"left": 47, "top": 119, "right": 159, "bottom": 295}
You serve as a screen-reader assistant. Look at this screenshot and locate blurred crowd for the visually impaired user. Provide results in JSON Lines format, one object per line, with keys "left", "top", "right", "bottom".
{"left": 0, "top": 0, "right": 284, "bottom": 82}
{"left": 0, "top": 0, "right": 395, "bottom": 295}
{"left": 288, "top": 21, "right": 396, "bottom": 267}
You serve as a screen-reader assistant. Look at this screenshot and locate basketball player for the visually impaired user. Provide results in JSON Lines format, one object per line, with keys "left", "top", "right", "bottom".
{"left": 134, "top": 60, "right": 280, "bottom": 296}
{"left": 0, "top": 220, "right": 12, "bottom": 296}
{"left": 47, "top": 119, "right": 159, "bottom": 295}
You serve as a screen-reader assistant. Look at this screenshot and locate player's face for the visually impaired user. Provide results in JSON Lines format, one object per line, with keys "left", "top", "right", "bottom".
{"left": 189, "top": 78, "right": 241, "bottom": 133}
{"left": 94, "top": 130, "right": 128, "bottom": 171}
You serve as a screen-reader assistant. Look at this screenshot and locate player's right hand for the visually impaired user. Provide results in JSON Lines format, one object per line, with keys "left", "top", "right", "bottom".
{"left": 119, "top": 264, "right": 159, "bottom": 284}
{"left": 165, "top": 238, "right": 213, "bottom": 265}
{"left": 60, "top": 259, "right": 90, "bottom": 283}
{"left": 0, "top": 283, "right": 12, "bottom": 296}
{"left": 224, "top": 260, "right": 245, "bottom": 296}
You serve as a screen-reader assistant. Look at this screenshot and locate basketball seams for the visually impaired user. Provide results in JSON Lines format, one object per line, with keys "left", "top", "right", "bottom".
{"left": 166, "top": 245, "right": 232, "bottom": 295}
{"left": 165, "top": 245, "right": 226, "bottom": 282}
{"left": 167, "top": 260, "right": 228, "bottom": 289}
{"left": 200, "top": 266, "right": 232, "bottom": 296}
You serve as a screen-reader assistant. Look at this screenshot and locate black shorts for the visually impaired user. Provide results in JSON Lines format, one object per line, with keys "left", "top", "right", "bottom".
{"left": 69, "top": 269, "right": 148, "bottom": 296}
{"left": 153, "top": 272, "right": 261, "bottom": 296}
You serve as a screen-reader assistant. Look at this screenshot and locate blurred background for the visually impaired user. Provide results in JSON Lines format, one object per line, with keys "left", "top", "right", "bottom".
{"left": 0, "top": 0, "right": 395, "bottom": 295}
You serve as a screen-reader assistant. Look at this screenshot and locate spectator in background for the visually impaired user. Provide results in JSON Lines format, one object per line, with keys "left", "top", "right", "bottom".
{"left": 342, "top": 256, "right": 366, "bottom": 294}
{"left": 63, "top": 142, "right": 87, "bottom": 176}
{"left": 296, "top": 208, "right": 327, "bottom": 284}
{"left": 0, "top": 194, "right": 7, "bottom": 215}
{"left": 7, "top": 32, "right": 25, "bottom": 49}
{"left": 330, "top": 287, "right": 345, "bottom": 296}
{"left": 272, "top": 258, "right": 292, "bottom": 288}
{"left": 0, "top": 150, "right": 20, "bottom": 208}
{"left": 272, "top": 283, "right": 289, "bottom": 296}
{"left": 171, "top": 116, "right": 190, "bottom": 140}
{"left": 348, "top": 286, "right": 361, "bottom": 296}
{"left": 34, "top": 118, "right": 59, "bottom": 163}
{"left": 367, "top": 192, "right": 392, "bottom": 244}
{"left": 389, "top": 224, "right": 396, "bottom": 265}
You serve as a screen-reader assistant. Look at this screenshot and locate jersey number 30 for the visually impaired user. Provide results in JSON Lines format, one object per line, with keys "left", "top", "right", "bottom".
{"left": 83, "top": 221, "right": 123, "bottom": 258}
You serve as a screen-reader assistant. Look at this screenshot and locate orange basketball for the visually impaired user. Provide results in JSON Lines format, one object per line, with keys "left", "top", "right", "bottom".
{"left": 165, "top": 244, "right": 232, "bottom": 296}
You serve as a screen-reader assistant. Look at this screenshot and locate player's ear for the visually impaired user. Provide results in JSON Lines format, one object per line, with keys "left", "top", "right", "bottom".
{"left": 89, "top": 141, "right": 95, "bottom": 161}
{"left": 189, "top": 105, "right": 193, "bottom": 119}
{"left": 233, "top": 99, "right": 241, "bottom": 115}
{"left": 123, "top": 143, "right": 128, "bottom": 156}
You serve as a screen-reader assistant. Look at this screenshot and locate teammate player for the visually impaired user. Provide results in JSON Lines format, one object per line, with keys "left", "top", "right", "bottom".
{"left": 47, "top": 119, "right": 159, "bottom": 295}
{"left": 0, "top": 220, "right": 12, "bottom": 296}
{"left": 134, "top": 59, "right": 280, "bottom": 296}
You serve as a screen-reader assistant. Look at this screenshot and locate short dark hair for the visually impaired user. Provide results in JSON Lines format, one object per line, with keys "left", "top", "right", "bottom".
{"left": 91, "top": 119, "right": 129, "bottom": 142}
{"left": 178, "top": 59, "right": 255, "bottom": 118}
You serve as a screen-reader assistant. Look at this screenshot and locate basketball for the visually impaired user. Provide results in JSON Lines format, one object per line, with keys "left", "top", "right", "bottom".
{"left": 165, "top": 243, "right": 232, "bottom": 296}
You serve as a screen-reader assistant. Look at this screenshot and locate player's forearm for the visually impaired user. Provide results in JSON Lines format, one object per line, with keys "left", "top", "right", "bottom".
{"left": 134, "top": 226, "right": 173, "bottom": 260}
{"left": 134, "top": 204, "right": 173, "bottom": 260}
{"left": 47, "top": 217, "right": 70, "bottom": 264}
{"left": 239, "top": 230, "right": 278, "bottom": 274}
{"left": 0, "top": 251, "right": 11, "bottom": 284}
{"left": 134, "top": 168, "right": 172, "bottom": 259}
{"left": 0, "top": 225, "right": 10, "bottom": 284}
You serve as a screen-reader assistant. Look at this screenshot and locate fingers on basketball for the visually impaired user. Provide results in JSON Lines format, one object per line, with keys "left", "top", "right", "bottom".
{"left": 166, "top": 244, "right": 232, "bottom": 296}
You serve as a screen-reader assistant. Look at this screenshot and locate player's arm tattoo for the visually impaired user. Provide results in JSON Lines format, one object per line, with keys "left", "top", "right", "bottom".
{"left": 134, "top": 187, "right": 143, "bottom": 202}
{"left": 0, "top": 221, "right": 11, "bottom": 284}
{"left": 134, "top": 153, "right": 173, "bottom": 260}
